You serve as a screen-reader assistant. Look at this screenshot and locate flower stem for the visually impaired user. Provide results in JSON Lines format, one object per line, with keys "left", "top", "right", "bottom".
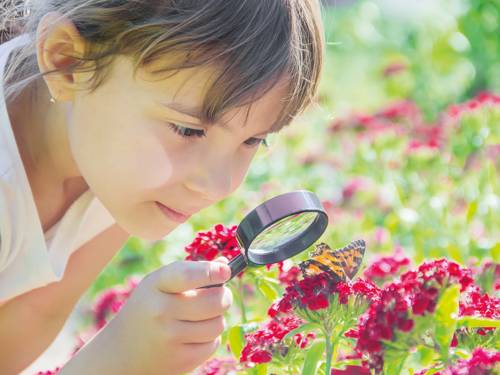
{"left": 238, "top": 278, "right": 247, "bottom": 323}
{"left": 325, "top": 334, "right": 333, "bottom": 375}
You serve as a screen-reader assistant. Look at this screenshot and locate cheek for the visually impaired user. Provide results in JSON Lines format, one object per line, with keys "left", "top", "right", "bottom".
{"left": 68, "top": 101, "right": 176, "bottom": 196}
{"left": 125, "top": 133, "right": 175, "bottom": 191}
{"left": 230, "top": 149, "right": 258, "bottom": 191}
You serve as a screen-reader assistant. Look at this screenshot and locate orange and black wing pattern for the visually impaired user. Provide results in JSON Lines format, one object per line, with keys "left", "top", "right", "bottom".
{"left": 299, "top": 239, "right": 366, "bottom": 282}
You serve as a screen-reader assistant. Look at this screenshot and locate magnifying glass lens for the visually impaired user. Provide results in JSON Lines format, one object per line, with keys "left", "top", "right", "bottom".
{"left": 249, "top": 211, "right": 318, "bottom": 254}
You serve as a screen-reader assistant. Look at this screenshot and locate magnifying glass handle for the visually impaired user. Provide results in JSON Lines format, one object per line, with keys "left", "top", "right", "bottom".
{"left": 200, "top": 254, "right": 248, "bottom": 288}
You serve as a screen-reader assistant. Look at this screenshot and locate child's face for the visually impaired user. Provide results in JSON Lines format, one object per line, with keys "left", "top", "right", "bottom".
{"left": 69, "top": 55, "right": 287, "bottom": 240}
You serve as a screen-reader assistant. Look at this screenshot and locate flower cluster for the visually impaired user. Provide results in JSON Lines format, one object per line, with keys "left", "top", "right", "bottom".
{"left": 415, "top": 348, "right": 500, "bottom": 375}
{"left": 362, "top": 251, "right": 411, "bottom": 286}
{"left": 184, "top": 224, "right": 241, "bottom": 261}
{"left": 326, "top": 91, "right": 499, "bottom": 154}
{"left": 268, "top": 274, "right": 380, "bottom": 319}
{"left": 446, "top": 348, "right": 500, "bottom": 374}
{"left": 268, "top": 273, "right": 338, "bottom": 317}
{"left": 354, "top": 259, "right": 476, "bottom": 372}
{"left": 194, "top": 357, "right": 238, "bottom": 375}
{"left": 474, "top": 261, "right": 500, "bottom": 294}
{"left": 265, "top": 260, "right": 301, "bottom": 286}
{"left": 240, "top": 314, "right": 315, "bottom": 365}
{"left": 92, "top": 277, "right": 139, "bottom": 329}
{"left": 460, "top": 289, "right": 500, "bottom": 322}
{"left": 446, "top": 91, "right": 500, "bottom": 120}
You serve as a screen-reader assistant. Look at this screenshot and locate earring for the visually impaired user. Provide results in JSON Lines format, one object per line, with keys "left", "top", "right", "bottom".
{"left": 50, "top": 97, "right": 56, "bottom": 103}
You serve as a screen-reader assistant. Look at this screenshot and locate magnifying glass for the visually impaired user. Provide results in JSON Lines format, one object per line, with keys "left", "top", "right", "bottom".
{"left": 203, "top": 190, "right": 328, "bottom": 288}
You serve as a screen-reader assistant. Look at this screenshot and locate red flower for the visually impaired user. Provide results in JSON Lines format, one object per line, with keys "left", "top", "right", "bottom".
{"left": 184, "top": 224, "right": 241, "bottom": 261}
{"left": 353, "top": 259, "right": 486, "bottom": 374}
{"left": 240, "top": 314, "right": 310, "bottom": 365}
{"left": 436, "top": 348, "right": 500, "bottom": 374}
{"left": 248, "top": 350, "right": 272, "bottom": 364}
{"left": 266, "top": 261, "right": 301, "bottom": 286}
{"left": 363, "top": 251, "right": 411, "bottom": 283}
{"left": 269, "top": 272, "right": 380, "bottom": 320}
{"left": 344, "top": 328, "right": 359, "bottom": 338}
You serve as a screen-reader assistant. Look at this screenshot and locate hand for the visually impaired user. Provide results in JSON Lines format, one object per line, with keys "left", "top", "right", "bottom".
{"left": 71, "top": 259, "right": 233, "bottom": 375}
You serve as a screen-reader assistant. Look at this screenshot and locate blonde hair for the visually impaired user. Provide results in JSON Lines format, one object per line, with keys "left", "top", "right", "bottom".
{"left": 1, "top": 0, "right": 324, "bottom": 130}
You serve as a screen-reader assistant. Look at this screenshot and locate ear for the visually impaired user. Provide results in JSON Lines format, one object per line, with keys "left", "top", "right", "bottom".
{"left": 35, "top": 11, "right": 90, "bottom": 102}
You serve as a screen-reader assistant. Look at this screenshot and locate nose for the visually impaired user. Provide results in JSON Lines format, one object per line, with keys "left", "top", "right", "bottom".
{"left": 184, "top": 154, "right": 233, "bottom": 202}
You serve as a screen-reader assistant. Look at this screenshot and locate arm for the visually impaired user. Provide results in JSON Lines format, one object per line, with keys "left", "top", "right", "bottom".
{"left": 0, "top": 224, "right": 129, "bottom": 374}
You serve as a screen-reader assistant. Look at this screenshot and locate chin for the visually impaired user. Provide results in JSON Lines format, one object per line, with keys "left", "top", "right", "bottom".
{"left": 121, "top": 221, "right": 177, "bottom": 242}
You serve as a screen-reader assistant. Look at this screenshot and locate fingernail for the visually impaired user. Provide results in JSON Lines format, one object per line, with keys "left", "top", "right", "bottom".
{"left": 211, "top": 262, "right": 231, "bottom": 283}
{"left": 215, "top": 256, "right": 229, "bottom": 264}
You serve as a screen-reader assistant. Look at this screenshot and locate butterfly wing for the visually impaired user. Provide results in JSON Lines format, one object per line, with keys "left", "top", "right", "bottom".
{"left": 331, "top": 239, "right": 366, "bottom": 279}
{"left": 299, "top": 239, "right": 366, "bottom": 281}
{"left": 310, "top": 242, "right": 330, "bottom": 257}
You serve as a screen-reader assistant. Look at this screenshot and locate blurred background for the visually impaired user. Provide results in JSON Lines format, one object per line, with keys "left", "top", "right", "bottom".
{"left": 17, "top": 0, "right": 499, "bottom": 373}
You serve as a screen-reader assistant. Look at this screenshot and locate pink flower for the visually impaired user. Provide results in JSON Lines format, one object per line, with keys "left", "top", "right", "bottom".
{"left": 331, "top": 365, "right": 371, "bottom": 374}
{"left": 195, "top": 357, "right": 237, "bottom": 375}
{"left": 363, "top": 250, "right": 411, "bottom": 283}
{"left": 382, "top": 62, "right": 407, "bottom": 77}
{"left": 35, "top": 368, "right": 61, "bottom": 375}
{"left": 92, "top": 277, "right": 139, "bottom": 329}
{"left": 446, "top": 91, "right": 500, "bottom": 120}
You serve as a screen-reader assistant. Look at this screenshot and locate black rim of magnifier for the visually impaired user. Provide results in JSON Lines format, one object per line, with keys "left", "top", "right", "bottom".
{"left": 236, "top": 190, "right": 329, "bottom": 265}
{"left": 201, "top": 190, "right": 329, "bottom": 288}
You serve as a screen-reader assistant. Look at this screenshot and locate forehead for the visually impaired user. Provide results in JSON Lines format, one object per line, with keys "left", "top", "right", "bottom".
{"left": 131, "top": 53, "right": 290, "bottom": 132}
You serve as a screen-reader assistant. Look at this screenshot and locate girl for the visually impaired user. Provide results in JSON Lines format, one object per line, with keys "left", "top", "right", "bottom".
{"left": 0, "top": 0, "right": 324, "bottom": 373}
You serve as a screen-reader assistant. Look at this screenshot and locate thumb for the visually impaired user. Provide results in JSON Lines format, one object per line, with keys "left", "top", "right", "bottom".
{"left": 153, "top": 260, "right": 231, "bottom": 293}
{"left": 214, "top": 256, "right": 229, "bottom": 264}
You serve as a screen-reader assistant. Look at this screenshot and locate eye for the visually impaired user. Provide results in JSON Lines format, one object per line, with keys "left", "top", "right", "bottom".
{"left": 244, "top": 137, "right": 269, "bottom": 148}
{"left": 167, "top": 123, "right": 206, "bottom": 138}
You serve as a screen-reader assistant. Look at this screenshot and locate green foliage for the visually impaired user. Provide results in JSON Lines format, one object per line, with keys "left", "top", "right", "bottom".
{"left": 434, "top": 285, "right": 460, "bottom": 359}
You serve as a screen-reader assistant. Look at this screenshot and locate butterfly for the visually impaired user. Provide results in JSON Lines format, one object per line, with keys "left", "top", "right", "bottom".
{"left": 298, "top": 239, "right": 366, "bottom": 282}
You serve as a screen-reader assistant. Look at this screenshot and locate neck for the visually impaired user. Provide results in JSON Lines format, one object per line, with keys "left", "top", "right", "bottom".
{"left": 7, "top": 77, "right": 89, "bottom": 201}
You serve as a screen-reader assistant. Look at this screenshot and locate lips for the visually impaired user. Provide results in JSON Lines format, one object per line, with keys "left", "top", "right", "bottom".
{"left": 155, "top": 201, "right": 191, "bottom": 223}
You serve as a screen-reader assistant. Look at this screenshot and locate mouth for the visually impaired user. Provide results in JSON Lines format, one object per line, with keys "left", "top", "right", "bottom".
{"left": 155, "top": 201, "right": 191, "bottom": 223}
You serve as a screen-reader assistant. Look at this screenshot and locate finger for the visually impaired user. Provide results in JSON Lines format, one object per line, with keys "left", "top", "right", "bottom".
{"left": 214, "top": 256, "right": 229, "bottom": 264}
{"left": 181, "top": 338, "right": 221, "bottom": 365}
{"left": 172, "top": 316, "right": 225, "bottom": 344}
{"left": 153, "top": 260, "right": 231, "bottom": 293}
{"left": 171, "top": 286, "right": 233, "bottom": 321}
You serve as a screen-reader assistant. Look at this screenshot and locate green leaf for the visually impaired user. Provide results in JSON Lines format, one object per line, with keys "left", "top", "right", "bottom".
{"left": 491, "top": 242, "right": 500, "bottom": 263}
{"left": 257, "top": 278, "right": 279, "bottom": 301}
{"left": 283, "top": 322, "right": 320, "bottom": 342}
{"left": 302, "top": 340, "right": 326, "bottom": 375}
{"left": 255, "top": 363, "right": 268, "bottom": 375}
{"left": 457, "top": 316, "right": 500, "bottom": 328}
{"left": 382, "top": 354, "right": 409, "bottom": 375}
{"left": 466, "top": 200, "right": 478, "bottom": 222}
{"left": 228, "top": 325, "right": 245, "bottom": 360}
{"left": 434, "top": 284, "right": 460, "bottom": 358}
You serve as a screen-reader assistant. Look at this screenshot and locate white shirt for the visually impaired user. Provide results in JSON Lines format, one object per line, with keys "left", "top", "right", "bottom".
{"left": 0, "top": 34, "right": 116, "bottom": 303}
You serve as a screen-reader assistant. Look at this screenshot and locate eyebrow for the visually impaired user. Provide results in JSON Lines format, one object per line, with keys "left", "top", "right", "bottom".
{"left": 158, "top": 100, "right": 275, "bottom": 137}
